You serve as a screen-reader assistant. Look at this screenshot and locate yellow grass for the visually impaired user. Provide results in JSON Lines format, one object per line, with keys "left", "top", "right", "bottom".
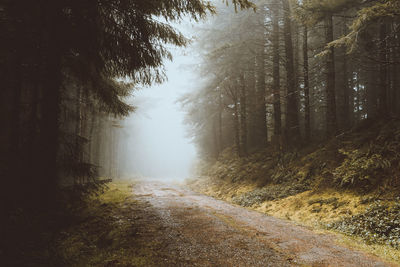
{"left": 255, "top": 189, "right": 367, "bottom": 227}
{"left": 98, "top": 179, "right": 135, "bottom": 204}
{"left": 189, "top": 177, "right": 400, "bottom": 265}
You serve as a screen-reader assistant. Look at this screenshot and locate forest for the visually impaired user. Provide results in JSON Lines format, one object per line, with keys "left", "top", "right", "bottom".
{"left": 0, "top": 0, "right": 220, "bottom": 208}
{"left": 183, "top": 0, "right": 400, "bottom": 159}
{"left": 2, "top": 0, "right": 400, "bottom": 266}
{"left": 183, "top": 0, "right": 400, "bottom": 264}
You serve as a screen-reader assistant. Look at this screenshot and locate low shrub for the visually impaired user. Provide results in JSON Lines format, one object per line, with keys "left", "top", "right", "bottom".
{"left": 333, "top": 149, "right": 390, "bottom": 188}
{"left": 327, "top": 200, "right": 400, "bottom": 249}
{"left": 232, "top": 183, "right": 309, "bottom": 207}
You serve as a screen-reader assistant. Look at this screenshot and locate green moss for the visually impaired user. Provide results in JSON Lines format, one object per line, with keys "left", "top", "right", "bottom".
{"left": 54, "top": 181, "right": 160, "bottom": 266}
{"left": 190, "top": 119, "right": 400, "bottom": 265}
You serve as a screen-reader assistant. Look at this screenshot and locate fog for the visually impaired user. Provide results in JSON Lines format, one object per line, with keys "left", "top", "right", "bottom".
{"left": 120, "top": 23, "right": 199, "bottom": 182}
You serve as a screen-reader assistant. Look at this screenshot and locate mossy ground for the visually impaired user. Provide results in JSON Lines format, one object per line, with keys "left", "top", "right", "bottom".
{"left": 53, "top": 180, "right": 168, "bottom": 266}
{"left": 187, "top": 119, "right": 400, "bottom": 265}
{"left": 3, "top": 180, "right": 169, "bottom": 266}
{"left": 188, "top": 177, "right": 400, "bottom": 264}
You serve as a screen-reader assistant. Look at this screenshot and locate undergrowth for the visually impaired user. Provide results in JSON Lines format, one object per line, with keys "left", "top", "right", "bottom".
{"left": 327, "top": 200, "right": 400, "bottom": 249}
{"left": 3, "top": 180, "right": 161, "bottom": 266}
{"left": 2, "top": 179, "right": 111, "bottom": 266}
{"left": 191, "top": 118, "right": 400, "bottom": 261}
{"left": 53, "top": 180, "right": 163, "bottom": 266}
{"left": 232, "top": 183, "right": 308, "bottom": 207}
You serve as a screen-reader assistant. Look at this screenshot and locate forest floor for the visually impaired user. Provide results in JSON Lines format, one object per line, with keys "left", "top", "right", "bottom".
{"left": 187, "top": 176, "right": 400, "bottom": 266}
{"left": 131, "top": 180, "right": 393, "bottom": 267}
{"left": 7, "top": 179, "right": 396, "bottom": 266}
{"left": 185, "top": 119, "right": 400, "bottom": 265}
{"left": 49, "top": 179, "right": 394, "bottom": 266}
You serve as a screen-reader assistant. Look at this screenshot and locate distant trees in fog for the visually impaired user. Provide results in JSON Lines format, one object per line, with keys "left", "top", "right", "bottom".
{"left": 0, "top": 0, "right": 227, "bottom": 208}
{"left": 182, "top": 0, "right": 400, "bottom": 159}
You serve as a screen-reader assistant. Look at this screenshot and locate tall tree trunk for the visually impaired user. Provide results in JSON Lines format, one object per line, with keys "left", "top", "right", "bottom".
{"left": 348, "top": 66, "right": 355, "bottom": 124}
{"left": 256, "top": 43, "right": 268, "bottom": 146}
{"left": 212, "top": 118, "right": 219, "bottom": 159}
{"left": 75, "top": 85, "right": 82, "bottom": 184}
{"left": 282, "top": 0, "right": 300, "bottom": 144}
{"left": 94, "top": 116, "right": 103, "bottom": 173}
{"left": 390, "top": 65, "right": 396, "bottom": 116}
{"left": 38, "top": 1, "right": 63, "bottom": 204}
{"left": 232, "top": 92, "right": 240, "bottom": 156}
{"left": 239, "top": 74, "right": 248, "bottom": 157}
{"left": 40, "top": 55, "right": 62, "bottom": 203}
{"left": 27, "top": 82, "right": 40, "bottom": 187}
{"left": 303, "top": 25, "right": 311, "bottom": 140}
{"left": 6, "top": 51, "right": 23, "bottom": 205}
{"left": 379, "top": 21, "right": 388, "bottom": 117}
{"left": 88, "top": 104, "right": 96, "bottom": 174}
{"left": 272, "top": 0, "right": 282, "bottom": 137}
{"left": 342, "top": 51, "right": 350, "bottom": 128}
{"left": 365, "top": 63, "right": 378, "bottom": 119}
{"left": 325, "top": 13, "right": 337, "bottom": 135}
{"left": 247, "top": 57, "right": 257, "bottom": 150}
{"left": 356, "top": 76, "right": 361, "bottom": 121}
{"left": 389, "top": 22, "right": 398, "bottom": 116}
{"left": 392, "top": 41, "right": 400, "bottom": 116}
{"left": 395, "top": 22, "right": 400, "bottom": 116}
{"left": 218, "top": 92, "right": 223, "bottom": 152}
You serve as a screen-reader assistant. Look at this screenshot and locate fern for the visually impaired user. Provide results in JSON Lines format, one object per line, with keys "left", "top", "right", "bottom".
{"left": 334, "top": 149, "right": 391, "bottom": 188}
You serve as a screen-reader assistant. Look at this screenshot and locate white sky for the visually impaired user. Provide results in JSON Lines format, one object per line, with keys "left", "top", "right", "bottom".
{"left": 121, "top": 21, "right": 200, "bottom": 181}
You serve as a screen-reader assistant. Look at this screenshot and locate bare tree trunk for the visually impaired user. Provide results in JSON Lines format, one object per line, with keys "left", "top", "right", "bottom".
{"left": 212, "top": 118, "right": 219, "bottom": 159}
{"left": 348, "top": 65, "right": 355, "bottom": 124}
{"left": 392, "top": 34, "right": 400, "bottom": 116}
{"left": 282, "top": 0, "right": 300, "bottom": 145}
{"left": 342, "top": 50, "right": 350, "bottom": 127}
{"left": 325, "top": 13, "right": 337, "bottom": 135}
{"left": 356, "top": 77, "right": 361, "bottom": 121}
{"left": 256, "top": 43, "right": 268, "bottom": 147}
{"left": 303, "top": 25, "right": 311, "bottom": 140}
{"left": 239, "top": 74, "right": 248, "bottom": 157}
{"left": 9, "top": 56, "right": 22, "bottom": 174}
{"left": 38, "top": 2, "right": 63, "bottom": 205}
{"left": 247, "top": 57, "right": 258, "bottom": 150}
{"left": 379, "top": 21, "right": 388, "bottom": 117}
{"left": 233, "top": 93, "right": 241, "bottom": 156}
{"left": 27, "top": 82, "right": 40, "bottom": 174}
{"left": 40, "top": 50, "right": 61, "bottom": 202}
{"left": 75, "top": 86, "right": 82, "bottom": 184}
{"left": 395, "top": 22, "right": 400, "bottom": 116}
{"left": 218, "top": 92, "right": 223, "bottom": 152}
{"left": 272, "top": 0, "right": 282, "bottom": 137}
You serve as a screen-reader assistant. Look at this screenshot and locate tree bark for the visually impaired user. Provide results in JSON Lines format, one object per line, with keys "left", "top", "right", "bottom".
{"left": 282, "top": 0, "right": 300, "bottom": 145}
{"left": 232, "top": 91, "right": 241, "bottom": 156}
{"left": 218, "top": 92, "right": 223, "bottom": 153}
{"left": 256, "top": 43, "right": 268, "bottom": 146}
{"left": 38, "top": 1, "right": 63, "bottom": 204}
{"left": 379, "top": 21, "right": 388, "bottom": 117}
{"left": 272, "top": 0, "right": 282, "bottom": 137}
{"left": 303, "top": 25, "right": 311, "bottom": 140}
{"left": 325, "top": 13, "right": 337, "bottom": 135}
{"left": 342, "top": 47, "right": 350, "bottom": 127}
{"left": 247, "top": 57, "right": 258, "bottom": 150}
{"left": 239, "top": 74, "right": 248, "bottom": 157}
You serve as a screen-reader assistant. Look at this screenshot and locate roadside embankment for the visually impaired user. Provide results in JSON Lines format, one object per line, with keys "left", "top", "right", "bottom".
{"left": 187, "top": 119, "right": 400, "bottom": 264}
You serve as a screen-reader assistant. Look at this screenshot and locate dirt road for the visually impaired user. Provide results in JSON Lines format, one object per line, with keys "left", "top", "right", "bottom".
{"left": 133, "top": 180, "right": 394, "bottom": 266}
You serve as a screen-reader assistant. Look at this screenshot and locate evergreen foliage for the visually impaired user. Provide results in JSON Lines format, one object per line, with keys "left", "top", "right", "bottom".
{"left": 184, "top": 0, "right": 400, "bottom": 159}
{"left": 0, "top": 0, "right": 232, "bottom": 208}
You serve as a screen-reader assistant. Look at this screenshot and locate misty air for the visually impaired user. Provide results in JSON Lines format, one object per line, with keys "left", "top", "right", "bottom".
{"left": 2, "top": 0, "right": 400, "bottom": 266}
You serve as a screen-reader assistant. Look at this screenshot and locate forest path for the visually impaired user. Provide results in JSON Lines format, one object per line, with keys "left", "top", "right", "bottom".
{"left": 132, "top": 180, "right": 393, "bottom": 267}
